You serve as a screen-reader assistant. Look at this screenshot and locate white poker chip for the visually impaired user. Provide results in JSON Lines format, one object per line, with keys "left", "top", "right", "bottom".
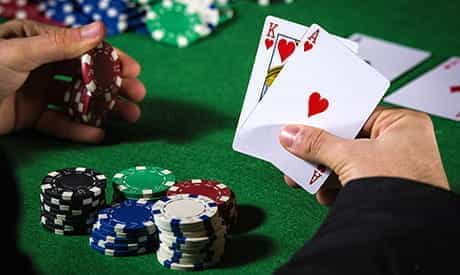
{"left": 152, "top": 194, "right": 220, "bottom": 230}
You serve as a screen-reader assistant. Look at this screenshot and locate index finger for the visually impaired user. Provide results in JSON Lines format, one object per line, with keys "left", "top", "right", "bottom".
{"left": 359, "top": 106, "right": 387, "bottom": 138}
{"left": 116, "top": 47, "right": 141, "bottom": 78}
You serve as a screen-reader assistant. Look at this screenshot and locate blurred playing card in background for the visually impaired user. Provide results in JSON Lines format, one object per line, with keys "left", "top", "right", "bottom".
{"left": 349, "top": 33, "right": 431, "bottom": 81}
{"left": 385, "top": 57, "right": 460, "bottom": 121}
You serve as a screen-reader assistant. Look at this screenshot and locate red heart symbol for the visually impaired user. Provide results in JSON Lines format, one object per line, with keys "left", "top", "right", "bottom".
{"left": 450, "top": 85, "right": 460, "bottom": 93}
{"left": 278, "top": 39, "right": 296, "bottom": 62}
{"left": 265, "top": 39, "right": 274, "bottom": 49}
{"left": 308, "top": 92, "right": 329, "bottom": 117}
{"left": 304, "top": 41, "right": 313, "bottom": 52}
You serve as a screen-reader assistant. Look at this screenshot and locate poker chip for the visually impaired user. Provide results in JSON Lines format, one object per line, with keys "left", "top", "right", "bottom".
{"left": 0, "top": 0, "right": 62, "bottom": 25}
{"left": 177, "top": 0, "right": 220, "bottom": 29}
{"left": 153, "top": 194, "right": 227, "bottom": 268}
{"left": 41, "top": 0, "right": 91, "bottom": 27}
{"left": 96, "top": 199, "right": 156, "bottom": 233}
{"left": 39, "top": 167, "right": 107, "bottom": 235}
{"left": 41, "top": 212, "right": 97, "bottom": 226}
{"left": 157, "top": 242, "right": 225, "bottom": 265}
{"left": 41, "top": 168, "right": 106, "bottom": 201}
{"left": 40, "top": 202, "right": 99, "bottom": 217}
{"left": 156, "top": 249, "right": 222, "bottom": 271}
{"left": 112, "top": 166, "right": 176, "bottom": 200}
{"left": 145, "top": 0, "right": 212, "bottom": 48}
{"left": 152, "top": 194, "right": 220, "bottom": 230}
{"left": 89, "top": 199, "right": 159, "bottom": 256}
{"left": 41, "top": 215, "right": 92, "bottom": 235}
{"left": 90, "top": 238, "right": 154, "bottom": 256}
{"left": 77, "top": 0, "right": 147, "bottom": 35}
{"left": 91, "top": 228, "right": 156, "bottom": 244}
{"left": 40, "top": 193, "right": 104, "bottom": 211}
{"left": 80, "top": 41, "right": 122, "bottom": 96}
{"left": 64, "top": 80, "right": 91, "bottom": 116}
{"left": 167, "top": 179, "right": 238, "bottom": 230}
{"left": 90, "top": 236, "right": 151, "bottom": 251}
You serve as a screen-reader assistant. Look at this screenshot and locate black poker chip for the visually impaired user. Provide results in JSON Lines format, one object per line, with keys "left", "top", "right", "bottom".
{"left": 40, "top": 203, "right": 99, "bottom": 218}
{"left": 40, "top": 216, "right": 92, "bottom": 236}
{"left": 41, "top": 167, "right": 107, "bottom": 201}
{"left": 39, "top": 167, "right": 108, "bottom": 236}
{"left": 40, "top": 193, "right": 105, "bottom": 213}
{"left": 41, "top": 211, "right": 97, "bottom": 226}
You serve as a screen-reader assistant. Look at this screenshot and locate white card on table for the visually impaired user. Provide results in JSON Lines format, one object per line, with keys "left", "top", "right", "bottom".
{"left": 384, "top": 57, "right": 460, "bottom": 121}
{"left": 236, "top": 24, "right": 389, "bottom": 194}
{"left": 234, "top": 16, "right": 359, "bottom": 139}
{"left": 349, "top": 33, "right": 431, "bottom": 81}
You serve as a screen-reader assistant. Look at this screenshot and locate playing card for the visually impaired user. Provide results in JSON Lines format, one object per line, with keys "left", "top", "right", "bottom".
{"left": 349, "top": 33, "right": 430, "bottom": 81}
{"left": 234, "top": 16, "right": 358, "bottom": 137}
{"left": 384, "top": 57, "right": 460, "bottom": 121}
{"left": 236, "top": 24, "right": 389, "bottom": 194}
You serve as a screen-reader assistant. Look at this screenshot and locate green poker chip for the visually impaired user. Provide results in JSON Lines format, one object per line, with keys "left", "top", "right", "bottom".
{"left": 145, "top": 0, "right": 212, "bottom": 48}
{"left": 112, "top": 166, "right": 176, "bottom": 199}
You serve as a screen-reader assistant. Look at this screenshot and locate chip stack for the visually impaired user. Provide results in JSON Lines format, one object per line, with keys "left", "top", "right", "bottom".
{"left": 111, "top": 166, "right": 176, "bottom": 202}
{"left": 63, "top": 41, "right": 121, "bottom": 127}
{"left": 76, "top": 0, "right": 148, "bottom": 35}
{"left": 142, "top": 0, "right": 235, "bottom": 48}
{"left": 153, "top": 194, "right": 227, "bottom": 271}
{"left": 40, "top": 167, "right": 107, "bottom": 235}
{"left": 0, "top": 0, "right": 63, "bottom": 25}
{"left": 39, "top": 0, "right": 92, "bottom": 27}
{"left": 89, "top": 199, "right": 158, "bottom": 256}
{"left": 167, "top": 179, "right": 238, "bottom": 231}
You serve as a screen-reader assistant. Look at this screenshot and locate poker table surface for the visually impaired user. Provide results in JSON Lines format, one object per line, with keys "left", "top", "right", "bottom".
{"left": 1, "top": 1, "right": 459, "bottom": 274}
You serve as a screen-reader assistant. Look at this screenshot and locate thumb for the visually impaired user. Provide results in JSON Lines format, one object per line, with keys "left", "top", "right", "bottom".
{"left": 279, "top": 125, "right": 349, "bottom": 171}
{"left": 5, "top": 22, "right": 105, "bottom": 71}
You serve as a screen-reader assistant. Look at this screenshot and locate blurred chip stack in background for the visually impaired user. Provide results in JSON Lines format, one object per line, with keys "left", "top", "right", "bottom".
{"left": 0, "top": 0, "right": 293, "bottom": 47}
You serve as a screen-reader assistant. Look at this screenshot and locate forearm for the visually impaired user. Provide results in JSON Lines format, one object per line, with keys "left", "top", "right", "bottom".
{"left": 275, "top": 177, "right": 460, "bottom": 275}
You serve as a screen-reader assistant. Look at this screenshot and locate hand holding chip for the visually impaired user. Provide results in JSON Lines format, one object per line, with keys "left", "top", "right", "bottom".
{"left": 0, "top": 20, "right": 146, "bottom": 143}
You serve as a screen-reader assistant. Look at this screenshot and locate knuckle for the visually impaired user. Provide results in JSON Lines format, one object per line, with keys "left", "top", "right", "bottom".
{"left": 300, "top": 127, "right": 327, "bottom": 157}
{"left": 46, "top": 30, "right": 67, "bottom": 60}
{"left": 410, "top": 110, "right": 433, "bottom": 129}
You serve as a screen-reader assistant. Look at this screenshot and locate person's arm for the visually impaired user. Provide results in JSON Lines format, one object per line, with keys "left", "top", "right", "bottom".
{"left": 275, "top": 177, "right": 460, "bottom": 275}
{"left": 275, "top": 108, "right": 456, "bottom": 274}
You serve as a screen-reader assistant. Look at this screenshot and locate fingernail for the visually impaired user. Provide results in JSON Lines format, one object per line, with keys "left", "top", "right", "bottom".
{"left": 80, "top": 22, "right": 101, "bottom": 39}
{"left": 280, "top": 125, "right": 300, "bottom": 148}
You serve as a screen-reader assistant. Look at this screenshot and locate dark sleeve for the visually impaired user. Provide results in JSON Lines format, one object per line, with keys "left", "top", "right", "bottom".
{"left": 275, "top": 177, "right": 460, "bottom": 275}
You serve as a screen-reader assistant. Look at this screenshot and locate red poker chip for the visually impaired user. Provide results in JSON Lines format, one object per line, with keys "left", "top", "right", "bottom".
{"left": 64, "top": 80, "right": 91, "bottom": 117}
{"left": 167, "top": 179, "right": 235, "bottom": 207}
{"left": 64, "top": 81, "right": 116, "bottom": 128}
{"left": 167, "top": 179, "right": 237, "bottom": 227}
{"left": 0, "top": 1, "right": 63, "bottom": 26}
{"left": 81, "top": 41, "right": 122, "bottom": 97}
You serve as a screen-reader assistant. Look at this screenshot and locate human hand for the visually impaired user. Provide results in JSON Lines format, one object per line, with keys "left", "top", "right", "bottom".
{"left": 0, "top": 20, "right": 146, "bottom": 143}
{"left": 279, "top": 107, "right": 449, "bottom": 205}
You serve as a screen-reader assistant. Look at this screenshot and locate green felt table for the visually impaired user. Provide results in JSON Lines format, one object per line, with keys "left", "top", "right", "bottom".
{"left": 1, "top": 1, "right": 459, "bottom": 274}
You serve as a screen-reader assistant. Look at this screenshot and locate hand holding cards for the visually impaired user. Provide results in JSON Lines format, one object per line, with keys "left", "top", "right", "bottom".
{"left": 233, "top": 17, "right": 390, "bottom": 194}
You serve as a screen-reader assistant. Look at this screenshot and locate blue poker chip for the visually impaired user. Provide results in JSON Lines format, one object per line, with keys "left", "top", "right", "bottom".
{"left": 103, "top": 16, "right": 146, "bottom": 36}
{"left": 93, "top": 220, "right": 156, "bottom": 238}
{"left": 89, "top": 238, "right": 153, "bottom": 256}
{"left": 91, "top": 228, "right": 157, "bottom": 244}
{"left": 42, "top": 0, "right": 91, "bottom": 27}
{"left": 89, "top": 235, "right": 156, "bottom": 251}
{"left": 96, "top": 199, "right": 156, "bottom": 234}
{"left": 75, "top": 0, "right": 147, "bottom": 35}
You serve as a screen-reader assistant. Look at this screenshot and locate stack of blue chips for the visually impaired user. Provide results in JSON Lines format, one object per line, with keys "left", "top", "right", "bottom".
{"left": 39, "top": 0, "right": 148, "bottom": 36}
{"left": 89, "top": 199, "right": 159, "bottom": 256}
